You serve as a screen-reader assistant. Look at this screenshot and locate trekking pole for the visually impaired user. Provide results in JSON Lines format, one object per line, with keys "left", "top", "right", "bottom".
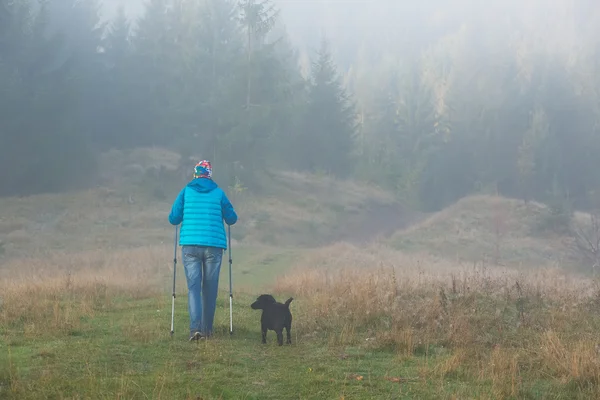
{"left": 228, "top": 224, "right": 233, "bottom": 335}
{"left": 170, "top": 225, "right": 178, "bottom": 337}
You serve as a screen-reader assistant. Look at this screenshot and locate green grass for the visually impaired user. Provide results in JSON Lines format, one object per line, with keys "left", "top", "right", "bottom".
{"left": 2, "top": 246, "right": 598, "bottom": 400}
{"left": 2, "top": 296, "right": 406, "bottom": 400}
{"left": 1, "top": 290, "right": 588, "bottom": 400}
{"left": 0, "top": 295, "right": 465, "bottom": 400}
{"left": 1, "top": 230, "right": 597, "bottom": 398}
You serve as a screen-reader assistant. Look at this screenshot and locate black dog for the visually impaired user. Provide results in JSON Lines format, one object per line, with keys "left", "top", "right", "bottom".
{"left": 250, "top": 294, "right": 293, "bottom": 346}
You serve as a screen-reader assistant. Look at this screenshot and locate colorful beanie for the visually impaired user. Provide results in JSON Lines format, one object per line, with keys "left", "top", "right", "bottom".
{"left": 194, "top": 160, "right": 212, "bottom": 179}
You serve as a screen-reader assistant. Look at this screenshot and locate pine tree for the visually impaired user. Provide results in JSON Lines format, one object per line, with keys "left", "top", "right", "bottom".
{"left": 300, "top": 37, "right": 358, "bottom": 177}
{"left": 104, "top": 5, "right": 131, "bottom": 66}
{"left": 394, "top": 65, "right": 442, "bottom": 206}
{"left": 0, "top": 0, "right": 96, "bottom": 196}
{"left": 221, "top": 0, "right": 303, "bottom": 181}
{"left": 130, "top": 0, "right": 174, "bottom": 145}
{"left": 238, "top": 0, "right": 279, "bottom": 108}
{"left": 95, "top": 5, "right": 135, "bottom": 149}
{"left": 196, "top": 0, "right": 245, "bottom": 168}
{"left": 518, "top": 105, "right": 548, "bottom": 203}
{"left": 359, "top": 70, "right": 399, "bottom": 182}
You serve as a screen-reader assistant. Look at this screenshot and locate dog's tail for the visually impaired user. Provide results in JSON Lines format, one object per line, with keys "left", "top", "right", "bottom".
{"left": 285, "top": 297, "right": 293, "bottom": 307}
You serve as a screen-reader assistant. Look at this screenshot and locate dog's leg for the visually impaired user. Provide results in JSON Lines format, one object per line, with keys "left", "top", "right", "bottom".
{"left": 276, "top": 330, "right": 284, "bottom": 346}
{"left": 261, "top": 327, "right": 267, "bottom": 344}
{"left": 286, "top": 325, "right": 291, "bottom": 344}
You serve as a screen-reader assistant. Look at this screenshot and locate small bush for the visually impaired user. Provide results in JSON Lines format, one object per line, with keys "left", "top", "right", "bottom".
{"left": 534, "top": 198, "right": 573, "bottom": 235}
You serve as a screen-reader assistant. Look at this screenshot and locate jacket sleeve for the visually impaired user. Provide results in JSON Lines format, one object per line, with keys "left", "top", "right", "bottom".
{"left": 221, "top": 191, "right": 238, "bottom": 226}
{"left": 168, "top": 188, "right": 185, "bottom": 225}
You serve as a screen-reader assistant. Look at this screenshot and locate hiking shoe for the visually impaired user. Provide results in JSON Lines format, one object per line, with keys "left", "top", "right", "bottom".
{"left": 189, "top": 332, "right": 205, "bottom": 341}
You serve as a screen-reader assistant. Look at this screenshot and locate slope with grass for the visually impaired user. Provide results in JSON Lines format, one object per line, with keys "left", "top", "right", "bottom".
{"left": 0, "top": 147, "right": 582, "bottom": 269}
{"left": 388, "top": 195, "right": 582, "bottom": 271}
{"left": 0, "top": 147, "right": 417, "bottom": 261}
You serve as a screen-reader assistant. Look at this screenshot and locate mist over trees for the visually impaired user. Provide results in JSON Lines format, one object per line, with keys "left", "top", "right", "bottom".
{"left": 2, "top": 0, "right": 600, "bottom": 213}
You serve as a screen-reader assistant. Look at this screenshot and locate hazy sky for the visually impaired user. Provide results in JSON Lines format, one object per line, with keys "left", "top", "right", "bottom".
{"left": 99, "top": 1, "right": 598, "bottom": 43}
{"left": 97, "top": 0, "right": 599, "bottom": 73}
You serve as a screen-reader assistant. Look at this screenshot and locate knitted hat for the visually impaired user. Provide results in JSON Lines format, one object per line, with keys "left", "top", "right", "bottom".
{"left": 193, "top": 160, "right": 212, "bottom": 179}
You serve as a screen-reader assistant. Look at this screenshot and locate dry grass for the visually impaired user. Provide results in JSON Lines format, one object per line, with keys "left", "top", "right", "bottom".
{"left": 0, "top": 241, "right": 294, "bottom": 341}
{"left": 0, "top": 246, "right": 171, "bottom": 337}
{"left": 274, "top": 242, "right": 600, "bottom": 397}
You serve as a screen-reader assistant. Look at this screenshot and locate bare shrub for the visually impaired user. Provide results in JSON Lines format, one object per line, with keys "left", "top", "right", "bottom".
{"left": 570, "top": 210, "right": 600, "bottom": 274}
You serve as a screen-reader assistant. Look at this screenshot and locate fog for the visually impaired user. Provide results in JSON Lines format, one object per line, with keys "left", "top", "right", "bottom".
{"left": 100, "top": 0, "right": 599, "bottom": 66}
{"left": 2, "top": 0, "right": 600, "bottom": 213}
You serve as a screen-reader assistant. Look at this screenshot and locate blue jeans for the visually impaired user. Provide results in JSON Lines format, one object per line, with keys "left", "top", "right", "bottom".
{"left": 182, "top": 245, "right": 223, "bottom": 336}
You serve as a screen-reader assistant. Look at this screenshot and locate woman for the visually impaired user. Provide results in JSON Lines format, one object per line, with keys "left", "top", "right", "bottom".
{"left": 168, "top": 160, "right": 238, "bottom": 340}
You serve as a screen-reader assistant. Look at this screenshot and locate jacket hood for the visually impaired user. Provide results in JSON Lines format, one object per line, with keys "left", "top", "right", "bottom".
{"left": 187, "top": 178, "right": 218, "bottom": 193}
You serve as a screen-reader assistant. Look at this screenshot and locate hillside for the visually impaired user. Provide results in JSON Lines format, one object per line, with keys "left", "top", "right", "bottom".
{"left": 388, "top": 195, "right": 583, "bottom": 271}
{"left": 0, "top": 148, "right": 417, "bottom": 262}
{"left": 0, "top": 147, "right": 589, "bottom": 275}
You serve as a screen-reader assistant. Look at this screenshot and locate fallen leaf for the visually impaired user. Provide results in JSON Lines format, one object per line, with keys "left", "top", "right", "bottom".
{"left": 347, "top": 373, "right": 363, "bottom": 381}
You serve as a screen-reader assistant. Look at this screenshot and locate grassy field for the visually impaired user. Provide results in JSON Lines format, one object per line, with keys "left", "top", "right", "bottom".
{"left": 2, "top": 148, "right": 600, "bottom": 399}
{"left": 2, "top": 243, "right": 600, "bottom": 399}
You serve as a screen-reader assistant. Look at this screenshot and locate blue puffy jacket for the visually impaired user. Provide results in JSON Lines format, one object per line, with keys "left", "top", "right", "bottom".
{"left": 168, "top": 178, "right": 238, "bottom": 249}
